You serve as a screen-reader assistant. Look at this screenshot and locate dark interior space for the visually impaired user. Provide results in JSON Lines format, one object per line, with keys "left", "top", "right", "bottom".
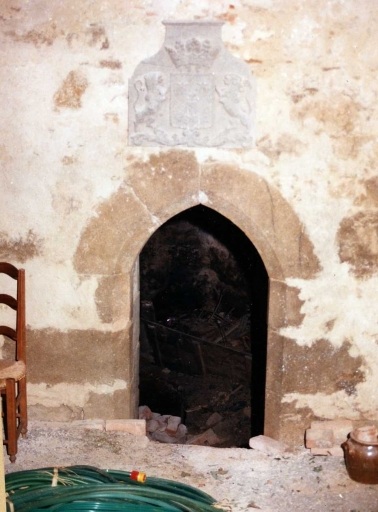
{"left": 139, "top": 205, "right": 268, "bottom": 447}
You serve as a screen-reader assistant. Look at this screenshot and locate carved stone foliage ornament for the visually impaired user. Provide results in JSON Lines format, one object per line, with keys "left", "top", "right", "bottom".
{"left": 128, "top": 21, "right": 256, "bottom": 148}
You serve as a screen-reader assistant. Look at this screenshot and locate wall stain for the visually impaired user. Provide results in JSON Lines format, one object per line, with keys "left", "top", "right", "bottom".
{"left": 292, "top": 92, "right": 372, "bottom": 160}
{"left": 62, "top": 155, "right": 78, "bottom": 166}
{"left": 86, "top": 24, "right": 109, "bottom": 49}
{"left": 104, "top": 113, "right": 119, "bottom": 124}
{"left": 337, "top": 211, "right": 378, "bottom": 277}
{"left": 54, "top": 70, "right": 88, "bottom": 110}
{"left": 217, "top": 5, "right": 237, "bottom": 24}
{"left": 293, "top": 93, "right": 360, "bottom": 135}
{"left": 325, "top": 318, "right": 336, "bottom": 332}
{"left": 100, "top": 59, "right": 122, "bottom": 69}
{"left": 0, "top": 229, "right": 42, "bottom": 262}
{"left": 333, "top": 134, "right": 373, "bottom": 161}
{"left": 355, "top": 176, "right": 378, "bottom": 208}
{"left": 283, "top": 339, "right": 365, "bottom": 395}
{"left": 27, "top": 328, "right": 129, "bottom": 385}
{"left": 5, "top": 22, "right": 60, "bottom": 47}
{"left": 257, "top": 133, "right": 304, "bottom": 160}
{"left": 291, "top": 87, "right": 319, "bottom": 104}
{"left": 246, "top": 58, "right": 263, "bottom": 64}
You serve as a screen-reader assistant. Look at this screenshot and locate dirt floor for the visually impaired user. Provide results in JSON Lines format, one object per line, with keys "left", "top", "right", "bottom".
{"left": 4, "top": 421, "right": 378, "bottom": 512}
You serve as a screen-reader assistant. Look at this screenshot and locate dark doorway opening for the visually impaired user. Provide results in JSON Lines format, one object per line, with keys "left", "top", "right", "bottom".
{"left": 139, "top": 205, "right": 268, "bottom": 446}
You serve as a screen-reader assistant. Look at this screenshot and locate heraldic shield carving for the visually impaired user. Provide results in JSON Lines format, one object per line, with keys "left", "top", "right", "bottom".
{"left": 128, "top": 21, "right": 256, "bottom": 148}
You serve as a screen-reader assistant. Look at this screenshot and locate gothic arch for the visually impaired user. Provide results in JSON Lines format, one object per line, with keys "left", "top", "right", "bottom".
{"left": 74, "top": 151, "right": 320, "bottom": 440}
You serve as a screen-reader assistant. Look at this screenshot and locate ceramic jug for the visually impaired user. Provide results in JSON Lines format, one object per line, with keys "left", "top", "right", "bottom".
{"left": 342, "top": 426, "right": 378, "bottom": 484}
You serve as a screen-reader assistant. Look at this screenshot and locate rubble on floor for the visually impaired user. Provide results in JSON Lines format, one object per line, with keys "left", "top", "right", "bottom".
{"left": 139, "top": 363, "right": 252, "bottom": 448}
{"left": 139, "top": 404, "right": 225, "bottom": 446}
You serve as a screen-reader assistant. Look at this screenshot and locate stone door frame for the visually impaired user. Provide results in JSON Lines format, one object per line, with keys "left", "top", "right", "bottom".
{"left": 74, "top": 151, "right": 320, "bottom": 441}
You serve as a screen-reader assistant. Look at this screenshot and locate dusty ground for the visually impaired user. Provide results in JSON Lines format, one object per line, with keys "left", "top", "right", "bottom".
{"left": 4, "top": 421, "right": 378, "bottom": 512}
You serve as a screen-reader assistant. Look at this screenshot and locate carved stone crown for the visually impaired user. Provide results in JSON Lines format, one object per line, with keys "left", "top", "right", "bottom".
{"left": 165, "top": 38, "right": 220, "bottom": 71}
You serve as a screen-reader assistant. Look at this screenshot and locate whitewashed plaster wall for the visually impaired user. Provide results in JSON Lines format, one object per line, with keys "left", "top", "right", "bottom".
{"left": 0, "top": 0, "right": 377, "bottom": 444}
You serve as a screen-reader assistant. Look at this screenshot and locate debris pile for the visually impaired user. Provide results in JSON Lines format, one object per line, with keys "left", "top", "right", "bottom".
{"left": 139, "top": 405, "right": 225, "bottom": 446}
{"left": 139, "top": 405, "right": 187, "bottom": 444}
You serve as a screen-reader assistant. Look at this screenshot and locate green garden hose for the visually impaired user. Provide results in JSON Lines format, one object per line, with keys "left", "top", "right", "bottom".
{"left": 6, "top": 465, "right": 227, "bottom": 512}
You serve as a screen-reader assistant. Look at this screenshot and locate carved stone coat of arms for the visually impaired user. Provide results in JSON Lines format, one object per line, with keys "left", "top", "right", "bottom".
{"left": 128, "top": 21, "right": 255, "bottom": 148}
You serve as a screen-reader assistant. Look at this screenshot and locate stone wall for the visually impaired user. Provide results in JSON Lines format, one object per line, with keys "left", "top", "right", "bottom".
{"left": 0, "top": 0, "right": 377, "bottom": 445}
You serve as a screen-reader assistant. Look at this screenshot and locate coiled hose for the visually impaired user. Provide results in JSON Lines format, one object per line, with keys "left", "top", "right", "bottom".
{"left": 6, "top": 465, "right": 227, "bottom": 511}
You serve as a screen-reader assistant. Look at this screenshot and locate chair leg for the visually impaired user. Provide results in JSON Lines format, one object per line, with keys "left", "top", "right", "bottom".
{"left": 18, "top": 377, "right": 28, "bottom": 437}
{"left": 5, "top": 379, "right": 17, "bottom": 463}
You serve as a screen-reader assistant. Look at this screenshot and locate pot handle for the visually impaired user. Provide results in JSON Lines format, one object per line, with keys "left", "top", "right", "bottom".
{"left": 342, "top": 440, "right": 354, "bottom": 455}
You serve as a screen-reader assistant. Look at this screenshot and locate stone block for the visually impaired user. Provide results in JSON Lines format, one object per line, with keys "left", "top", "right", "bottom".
{"left": 105, "top": 419, "right": 146, "bottom": 436}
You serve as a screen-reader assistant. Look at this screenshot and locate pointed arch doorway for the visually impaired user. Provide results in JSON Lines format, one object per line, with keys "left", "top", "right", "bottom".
{"left": 73, "top": 153, "right": 320, "bottom": 445}
{"left": 139, "top": 205, "right": 268, "bottom": 446}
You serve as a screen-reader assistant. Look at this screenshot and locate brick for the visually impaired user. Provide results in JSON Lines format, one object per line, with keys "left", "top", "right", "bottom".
{"left": 156, "top": 416, "right": 168, "bottom": 431}
{"left": 249, "top": 435, "right": 289, "bottom": 456}
{"left": 138, "top": 405, "right": 153, "bottom": 420}
{"left": 310, "top": 420, "right": 353, "bottom": 442}
{"left": 206, "top": 412, "right": 222, "bottom": 428}
{"left": 305, "top": 428, "right": 334, "bottom": 448}
{"left": 146, "top": 419, "right": 160, "bottom": 433}
{"left": 189, "top": 428, "right": 222, "bottom": 446}
{"left": 105, "top": 419, "right": 146, "bottom": 436}
{"left": 166, "top": 416, "right": 182, "bottom": 436}
{"left": 176, "top": 423, "right": 187, "bottom": 438}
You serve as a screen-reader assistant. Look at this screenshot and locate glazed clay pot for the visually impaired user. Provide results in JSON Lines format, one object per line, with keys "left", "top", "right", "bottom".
{"left": 342, "top": 427, "right": 378, "bottom": 484}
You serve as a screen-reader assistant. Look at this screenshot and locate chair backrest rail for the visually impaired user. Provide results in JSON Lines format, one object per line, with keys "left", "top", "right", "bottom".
{"left": 0, "top": 326, "right": 17, "bottom": 341}
{"left": 0, "top": 294, "right": 17, "bottom": 310}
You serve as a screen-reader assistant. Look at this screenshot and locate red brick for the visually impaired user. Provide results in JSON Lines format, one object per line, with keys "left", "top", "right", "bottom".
{"left": 310, "top": 419, "right": 353, "bottom": 442}
{"left": 305, "top": 428, "right": 334, "bottom": 448}
{"left": 138, "top": 405, "right": 153, "bottom": 420}
{"left": 189, "top": 428, "right": 222, "bottom": 446}
{"left": 249, "top": 435, "right": 289, "bottom": 455}
{"left": 105, "top": 419, "right": 146, "bottom": 436}
{"left": 166, "top": 416, "right": 181, "bottom": 436}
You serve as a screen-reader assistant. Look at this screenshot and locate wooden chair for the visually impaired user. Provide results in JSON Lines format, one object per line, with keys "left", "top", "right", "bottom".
{"left": 0, "top": 262, "right": 27, "bottom": 462}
